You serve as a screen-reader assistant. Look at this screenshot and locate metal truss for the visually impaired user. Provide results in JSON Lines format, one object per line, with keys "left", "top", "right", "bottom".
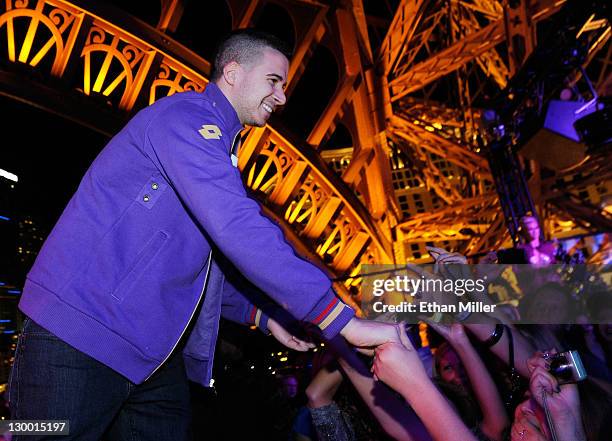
{"left": 379, "top": 0, "right": 610, "bottom": 264}
{"left": 389, "top": 115, "right": 491, "bottom": 179}
{"left": 389, "top": 18, "right": 506, "bottom": 101}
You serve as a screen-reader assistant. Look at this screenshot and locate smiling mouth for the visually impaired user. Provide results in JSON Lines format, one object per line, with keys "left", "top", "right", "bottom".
{"left": 262, "top": 103, "right": 274, "bottom": 113}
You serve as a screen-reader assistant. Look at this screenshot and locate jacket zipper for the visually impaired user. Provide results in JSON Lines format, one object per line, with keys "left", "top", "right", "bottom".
{"left": 143, "top": 250, "right": 213, "bottom": 382}
{"left": 230, "top": 129, "right": 241, "bottom": 158}
{"left": 144, "top": 128, "right": 241, "bottom": 383}
{"left": 203, "top": 128, "right": 241, "bottom": 394}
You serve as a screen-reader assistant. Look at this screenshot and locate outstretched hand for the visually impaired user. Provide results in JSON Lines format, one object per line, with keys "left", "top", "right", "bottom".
{"left": 268, "top": 318, "right": 316, "bottom": 352}
{"left": 339, "top": 318, "right": 405, "bottom": 355}
{"left": 427, "top": 322, "right": 469, "bottom": 347}
{"left": 372, "top": 324, "right": 427, "bottom": 390}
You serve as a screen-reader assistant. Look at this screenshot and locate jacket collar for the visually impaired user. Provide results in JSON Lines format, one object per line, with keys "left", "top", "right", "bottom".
{"left": 203, "top": 82, "right": 243, "bottom": 137}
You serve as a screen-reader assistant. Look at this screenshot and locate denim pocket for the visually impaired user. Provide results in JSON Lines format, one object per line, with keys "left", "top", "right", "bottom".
{"left": 20, "top": 318, "right": 62, "bottom": 338}
{"left": 7, "top": 322, "right": 26, "bottom": 410}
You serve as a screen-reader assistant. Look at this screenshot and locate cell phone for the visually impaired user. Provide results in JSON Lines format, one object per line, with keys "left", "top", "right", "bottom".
{"left": 548, "top": 350, "right": 587, "bottom": 384}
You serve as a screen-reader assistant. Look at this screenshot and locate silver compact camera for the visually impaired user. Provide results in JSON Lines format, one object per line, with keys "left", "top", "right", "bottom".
{"left": 546, "top": 350, "right": 587, "bottom": 384}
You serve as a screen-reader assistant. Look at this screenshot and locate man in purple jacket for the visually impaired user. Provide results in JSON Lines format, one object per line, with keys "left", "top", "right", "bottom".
{"left": 9, "top": 30, "right": 402, "bottom": 440}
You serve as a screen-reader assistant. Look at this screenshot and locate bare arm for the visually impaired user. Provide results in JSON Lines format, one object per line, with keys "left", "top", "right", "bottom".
{"left": 373, "top": 326, "right": 477, "bottom": 441}
{"left": 305, "top": 366, "right": 343, "bottom": 409}
{"left": 329, "top": 337, "right": 432, "bottom": 441}
{"left": 430, "top": 323, "right": 509, "bottom": 441}
{"left": 396, "top": 377, "right": 477, "bottom": 441}
{"left": 464, "top": 321, "right": 534, "bottom": 378}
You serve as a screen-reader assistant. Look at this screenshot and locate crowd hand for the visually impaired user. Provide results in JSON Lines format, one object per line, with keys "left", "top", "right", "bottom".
{"left": 527, "top": 351, "right": 583, "bottom": 435}
{"left": 429, "top": 246, "right": 475, "bottom": 282}
{"left": 267, "top": 318, "right": 316, "bottom": 352}
{"left": 426, "top": 246, "right": 476, "bottom": 296}
{"left": 372, "top": 324, "right": 427, "bottom": 389}
{"left": 427, "top": 246, "right": 506, "bottom": 322}
{"left": 476, "top": 251, "right": 505, "bottom": 285}
{"left": 427, "top": 322, "right": 469, "bottom": 347}
{"left": 340, "top": 318, "right": 404, "bottom": 355}
{"left": 405, "top": 263, "right": 458, "bottom": 310}
{"left": 426, "top": 246, "right": 468, "bottom": 265}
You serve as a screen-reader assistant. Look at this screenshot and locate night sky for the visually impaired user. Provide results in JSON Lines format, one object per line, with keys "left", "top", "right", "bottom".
{"left": 0, "top": 94, "right": 109, "bottom": 231}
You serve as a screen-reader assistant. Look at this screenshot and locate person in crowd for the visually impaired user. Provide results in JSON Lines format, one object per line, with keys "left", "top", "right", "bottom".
{"left": 511, "top": 351, "right": 612, "bottom": 441}
{"left": 516, "top": 216, "right": 556, "bottom": 265}
{"left": 373, "top": 325, "right": 478, "bottom": 441}
{"left": 305, "top": 334, "right": 431, "bottom": 441}
{"left": 518, "top": 283, "right": 580, "bottom": 324}
{"left": 428, "top": 323, "right": 509, "bottom": 441}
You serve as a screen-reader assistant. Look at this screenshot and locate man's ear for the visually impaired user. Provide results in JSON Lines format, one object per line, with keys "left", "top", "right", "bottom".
{"left": 222, "top": 61, "right": 240, "bottom": 86}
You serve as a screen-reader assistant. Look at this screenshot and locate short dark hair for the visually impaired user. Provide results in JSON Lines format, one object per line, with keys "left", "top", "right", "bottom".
{"left": 210, "top": 29, "right": 291, "bottom": 82}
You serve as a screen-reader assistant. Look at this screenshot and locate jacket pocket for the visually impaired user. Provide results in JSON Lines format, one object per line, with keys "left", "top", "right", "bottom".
{"left": 111, "top": 230, "right": 169, "bottom": 302}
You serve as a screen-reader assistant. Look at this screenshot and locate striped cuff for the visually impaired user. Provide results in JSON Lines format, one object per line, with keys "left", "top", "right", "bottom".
{"left": 247, "top": 306, "right": 270, "bottom": 334}
{"left": 305, "top": 290, "right": 355, "bottom": 340}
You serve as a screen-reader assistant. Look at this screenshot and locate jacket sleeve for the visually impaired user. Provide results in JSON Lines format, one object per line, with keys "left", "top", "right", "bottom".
{"left": 221, "top": 275, "right": 270, "bottom": 334}
{"left": 144, "top": 100, "right": 354, "bottom": 339}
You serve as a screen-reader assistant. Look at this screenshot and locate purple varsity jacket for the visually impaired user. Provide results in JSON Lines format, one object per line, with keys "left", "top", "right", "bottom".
{"left": 19, "top": 83, "right": 355, "bottom": 387}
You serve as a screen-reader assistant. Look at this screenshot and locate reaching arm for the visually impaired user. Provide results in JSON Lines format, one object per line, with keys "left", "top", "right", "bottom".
{"left": 373, "top": 326, "right": 477, "bottom": 441}
{"left": 306, "top": 366, "right": 343, "bottom": 409}
{"left": 146, "top": 101, "right": 354, "bottom": 338}
{"left": 463, "top": 321, "right": 534, "bottom": 378}
{"left": 527, "top": 352, "right": 586, "bottom": 441}
{"left": 329, "top": 337, "right": 431, "bottom": 441}
{"left": 429, "top": 323, "right": 509, "bottom": 441}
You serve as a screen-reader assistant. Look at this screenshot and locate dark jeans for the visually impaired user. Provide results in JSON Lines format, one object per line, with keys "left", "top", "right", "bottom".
{"left": 8, "top": 318, "right": 192, "bottom": 441}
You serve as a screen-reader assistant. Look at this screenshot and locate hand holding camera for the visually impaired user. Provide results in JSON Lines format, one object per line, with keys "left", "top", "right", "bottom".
{"left": 527, "top": 351, "right": 586, "bottom": 441}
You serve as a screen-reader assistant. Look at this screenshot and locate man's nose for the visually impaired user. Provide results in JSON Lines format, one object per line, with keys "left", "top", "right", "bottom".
{"left": 273, "top": 88, "right": 286, "bottom": 106}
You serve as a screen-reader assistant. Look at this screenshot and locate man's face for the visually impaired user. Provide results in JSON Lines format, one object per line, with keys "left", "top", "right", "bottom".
{"left": 233, "top": 48, "right": 288, "bottom": 127}
{"left": 282, "top": 376, "right": 298, "bottom": 398}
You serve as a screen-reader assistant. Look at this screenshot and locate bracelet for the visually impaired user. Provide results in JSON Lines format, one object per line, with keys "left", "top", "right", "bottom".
{"left": 483, "top": 323, "right": 504, "bottom": 347}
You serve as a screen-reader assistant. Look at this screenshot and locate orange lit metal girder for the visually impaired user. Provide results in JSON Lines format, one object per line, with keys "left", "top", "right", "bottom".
{"left": 395, "top": 194, "right": 502, "bottom": 254}
{"left": 389, "top": 19, "right": 505, "bottom": 101}
{"left": 548, "top": 197, "right": 612, "bottom": 232}
{"left": 397, "top": 194, "right": 499, "bottom": 230}
{"left": 377, "top": 0, "right": 428, "bottom": 76}
{"left": 503, "top": 0, "right": 566, "bottom": 74}
{"left": 454, "top": 3, "right": 508, "bottom": 89}
{"left": 303, "top": 6, "right": 399, "bottom": 223}
{"left": 389, "top": 115, "right": 492, "bottom": 180}
{"left": 387, "top": 0, "right": 567, "bottom": 100}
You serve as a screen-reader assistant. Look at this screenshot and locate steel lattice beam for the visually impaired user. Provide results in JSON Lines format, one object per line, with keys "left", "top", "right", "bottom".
{"left": 389, "top": 19, "right": 506, "bottom": 101}
{"left": 377, "top": 0, "right": 428, "bottom": 76}
{"left": 389, "top": 115, "right": 492, "bottom": 179}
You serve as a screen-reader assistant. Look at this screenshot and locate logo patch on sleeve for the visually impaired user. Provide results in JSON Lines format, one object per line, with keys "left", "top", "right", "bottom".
{"left": 198, "top": 124, "right": 222, "bottom": 140}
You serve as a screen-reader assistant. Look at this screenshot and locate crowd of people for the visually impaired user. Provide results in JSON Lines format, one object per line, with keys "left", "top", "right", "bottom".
{"left": 264, "top": 218, "right": 611, "bottom": 441}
